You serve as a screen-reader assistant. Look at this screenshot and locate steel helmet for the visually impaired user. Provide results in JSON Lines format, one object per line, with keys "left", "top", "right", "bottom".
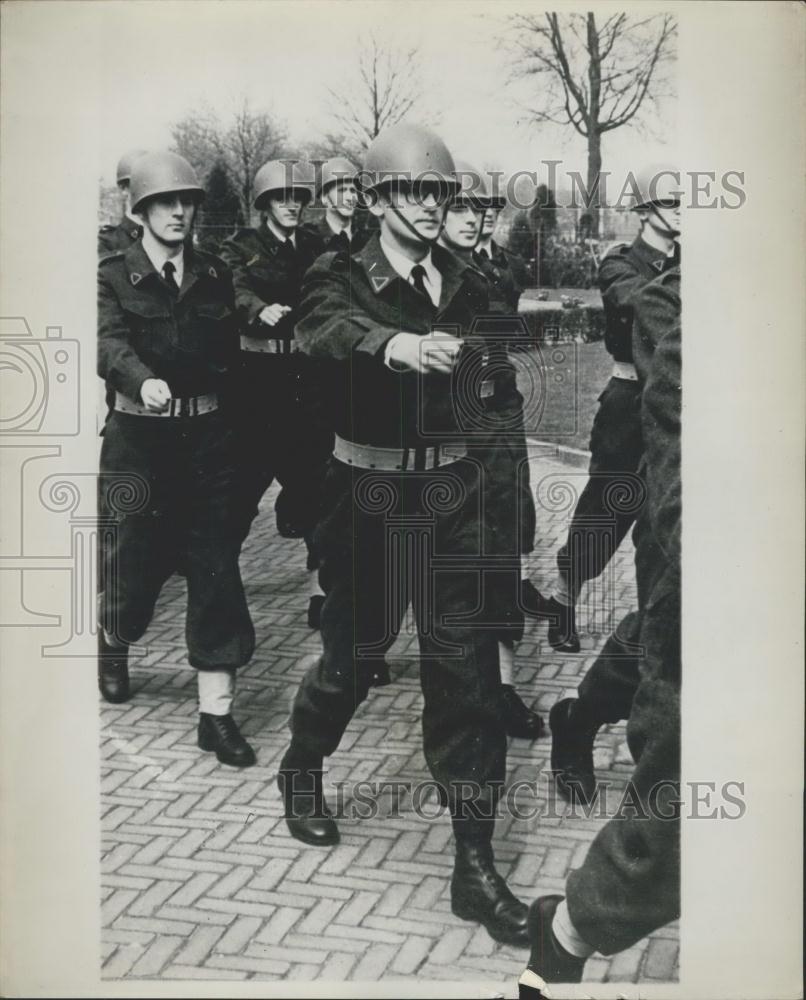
{"left": 116, "top": 148, "right": 149, "bottom": 187}
{"left": 359, "top": 124, "right": 458, "bottom": 195}
{"left": 129, "top": 152, "right": 205, "bottom": 213}
{"left": 451, "top": 159, "right": 506, "bottom": 209}
{"left": 253, "top": 160, "right": 316, "bottom": 210}
{"left": 318, "top": 156, "right": 359, "bottom": 197}
{"left": 630, "top": 163, "right": 683, "bottom": 210}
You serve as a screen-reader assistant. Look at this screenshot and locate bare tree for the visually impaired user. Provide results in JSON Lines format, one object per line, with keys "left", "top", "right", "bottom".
{"left": 509, "top": 11, "right": 676, "bottom": 235}
{"left": 322, "top": 32, "right": 433, "bottom": 157}
{"left": 171, "top": 98, "right": 288, "bottom": 220}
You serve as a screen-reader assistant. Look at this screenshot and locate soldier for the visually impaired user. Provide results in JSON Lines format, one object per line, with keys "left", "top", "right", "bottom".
{"left": 550, "top": 264, "right": 680, "bottom": 806}
{"left": 310, "top": 156, "right": 364, "bottom": 253}
{"left": 524, "top": 164, "right": 681, "bottom": 653}
{"left": 97, "top": 151, "right": 257, "bottom": 769}
{"left": 437, "top": 159, "right": 543, "bottom": 741}
{"left": 473, "top": 195, "right": 531, "bottom": 315}
{"left": 520, "top": 275, "right": 681, "bottom": 989}
{"left": 219, "top": 160, "right": 331, "bottom": 628}
{"left": 278, "top": 124, "right": 530, "bottom": 947}
{"left": 98, "top": 148, "right": 148, "bottom": 257}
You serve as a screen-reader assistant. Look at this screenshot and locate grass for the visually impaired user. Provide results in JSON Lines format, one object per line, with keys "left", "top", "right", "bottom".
{"left": 516, "top": 340, "right": 613, "bottom": 452}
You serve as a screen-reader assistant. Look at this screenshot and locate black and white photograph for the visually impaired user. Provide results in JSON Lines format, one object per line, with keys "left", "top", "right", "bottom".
{"left": 0, "top": 3, "right": 803, "bottom": 998}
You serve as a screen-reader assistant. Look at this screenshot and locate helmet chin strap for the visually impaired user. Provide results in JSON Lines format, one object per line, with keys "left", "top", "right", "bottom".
{"left": 649, "top": 204, "right": 680, "bottom": 239}
{"left": 389, "top": 202, "right": 447, "bottom": 246}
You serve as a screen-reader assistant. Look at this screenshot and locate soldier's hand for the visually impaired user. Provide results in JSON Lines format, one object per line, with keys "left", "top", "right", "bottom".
{"left": 386, "top": 331, "right": 463, "bottom": 375}
{"left": 140, "top": 378, "right": 172, "bottom": 412}
{"left": 259, "top": 303, "right": 292, "bottom": 327}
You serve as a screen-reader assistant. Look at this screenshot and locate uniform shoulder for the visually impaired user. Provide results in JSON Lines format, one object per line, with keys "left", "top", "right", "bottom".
{"left": 311, "top": 249, "right": 351, "bottom": 275}
{"left": 600, "top": 241, "right": 631, "bottom": 263}
{"left": 98, "top": 250, "right": 125, "bottom": 268}
{"left": 224, "top": 227, "right": 260, "bottom": 246}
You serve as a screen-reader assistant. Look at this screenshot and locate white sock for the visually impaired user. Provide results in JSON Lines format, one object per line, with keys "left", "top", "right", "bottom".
{"left": 198, "top": 669, "right": 235, "bottom": 716}
{"left": 498, "top": 642, "right": 514, "bottom": 687}
{"left": 308, "top": 570, "right": 324, "bottom": 598}
{"left": 552, "top": 574, "right": 577, "bottom": 607}
{"left": 552, "top": 899, "right": 595, "bottom": 958}
{"left": 520, "top": 555, "right": 529, "bottom": 581}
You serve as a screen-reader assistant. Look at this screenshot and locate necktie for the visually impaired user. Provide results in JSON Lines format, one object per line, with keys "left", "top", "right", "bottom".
{"left": 162, "top": 260, "right": 179, "bottom": 295}
{"left": 472, "top": 249, "right": 488, "bottom": 268}
{"left": 280, "top": 238, "right": 295, "bottom": 259}
{"left": 410, "top": 264, "right": 432, "bottom": 304}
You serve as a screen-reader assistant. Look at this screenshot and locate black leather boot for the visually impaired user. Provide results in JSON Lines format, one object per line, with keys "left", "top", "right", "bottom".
{"left": 277, "top": 746, "right": 339, "bottom": 847}
{"left": 197, "top": 713, "right": 256, "bottom": 768}
{"left": 98, "top": 632, "right": 130, "bottom": 704}
{"left": 451, "top": 839, "right": 530, "bottom": 947}
{"left": 519, "top": 895, "right": 586, "bottom": 991}
{"left": 501, "top": 685, "right": 545, "bottom": 740}
{"left": 520, "top": 581, "right": 580, "bottom": 653}
{"left": 549, "top": 698, "right": 598, "bottom": 806}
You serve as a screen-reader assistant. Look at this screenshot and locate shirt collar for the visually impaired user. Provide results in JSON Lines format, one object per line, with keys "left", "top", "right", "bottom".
{"left": 265, "top": 217, "right": 296, "bottom": 247}
{"left": 379, "top": 236, "right": 442, "bottom": 307}
{"left": 325, "top": 214, "right": 352, "bottom": 241}
{"left": 140, "top": 230, "right": 184, "bottom": 285}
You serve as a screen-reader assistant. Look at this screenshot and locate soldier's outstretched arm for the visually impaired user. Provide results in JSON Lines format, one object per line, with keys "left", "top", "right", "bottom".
{"left": 295, "top": 257, "right": 399, "bottom": 361}
{"left": 97, "top": 263, "right": 156, "bottom": 402}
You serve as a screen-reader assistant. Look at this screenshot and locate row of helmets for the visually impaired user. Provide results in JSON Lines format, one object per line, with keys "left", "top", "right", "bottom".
{"left": 119, "top": 125, "right": 680, "bottom": 214}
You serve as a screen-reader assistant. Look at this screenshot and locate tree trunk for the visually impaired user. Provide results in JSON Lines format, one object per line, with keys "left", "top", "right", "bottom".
{"left": 586, "top": 129, "right": 602, "bottom": 239}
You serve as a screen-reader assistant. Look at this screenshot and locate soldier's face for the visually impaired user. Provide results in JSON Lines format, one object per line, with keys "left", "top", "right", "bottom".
{"left": 481, "top": 208, "right": 499, "bottom": 239}
{"left": 140, "top": 193, "right": 196, "bottom": 246}
{"left": 441, "top": 201, "right": 484, "bottom": 250}
{"left": 324, "top": 182, "right": 357, "bottom": 219}
{"left": 374, "top": 183, "right": 449, "bottom": 244}
{"left": 267, "top": 192, "right": 306, "bottom": 230}
{"left": 651, "top": 201, "right": 681, "bottom": 236}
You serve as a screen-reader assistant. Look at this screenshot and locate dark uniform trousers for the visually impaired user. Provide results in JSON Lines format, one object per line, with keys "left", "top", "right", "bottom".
{"left": 566, "top": 309, "right": 681, "bottom": 955}
{"left": 573, "top": 266, "right": 681, "bottom": 729}
{"left": 288, "top": 235, "right": 510, "bottom": 833}
{"left": 291, "top": 457, "right": 507, "bottom": 820}
{"left": 98, "top": 242, "right": 255, "bottom": 671}
{"left": 556, "top": 236, "right": 678, "bottom": 601}
{"left": 219, "top": 223, "right": 331, "bottom": 547}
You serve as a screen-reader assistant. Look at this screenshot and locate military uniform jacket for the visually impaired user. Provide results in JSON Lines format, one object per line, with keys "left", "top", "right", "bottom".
{"left": 98, "top": 218, "right": 143, "bottom": 258}
{"left": 218, "top": 222, "right": 325, "bottom": 340}
{"left": 295, "top": 234, "right": 492, "bottom": 449}
{"left": 473, "top": 240, "right": 529, "bottom": 315}
{"left": 632, "top": 266, "right": 681, "bottom": 387}
{"left": 598, "top": 236, "right": 679, "bottom": 362}
{"left": 97, "top": 241, "right": 239, "bottom": 402}
{"left": 305, "top": 215, "right": 368, "bottom": 256}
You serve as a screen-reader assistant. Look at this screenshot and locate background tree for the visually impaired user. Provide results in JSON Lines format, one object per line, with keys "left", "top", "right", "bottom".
{"left": 196, "top": 161, "right": 243, "bottom": 252}
{"left": 171, "top": 98, "right": 288, "bottom": 221}
{"left": 508, "top": 11, "right": 676, "bottom": 236}
{"left": 321, "top": 32, "right": 434, "bottom": 158}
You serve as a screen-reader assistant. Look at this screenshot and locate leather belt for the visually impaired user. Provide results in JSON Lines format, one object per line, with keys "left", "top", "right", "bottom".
{"left": 612, "top": 361, "right": 638, "bottom": 382}
{"left": 333, "top": 435, "right": 467, "bottom": 471}
{"left": 240, "top": 333, "right": 296, "bottom": 354}
{"left": 114, "top": 391, "right": 218, "bottom": 418}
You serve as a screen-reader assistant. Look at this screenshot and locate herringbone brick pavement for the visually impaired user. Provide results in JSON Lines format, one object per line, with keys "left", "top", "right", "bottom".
{"left": 100, "top": 444, "right": 679, "bottom": 991}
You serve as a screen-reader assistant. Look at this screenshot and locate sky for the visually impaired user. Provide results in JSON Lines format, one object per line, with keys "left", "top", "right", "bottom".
{"left": 86, "top": 0, "right": 676, "bottom": 191}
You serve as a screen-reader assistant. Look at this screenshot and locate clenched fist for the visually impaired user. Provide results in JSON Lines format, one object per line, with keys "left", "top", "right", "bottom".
{"left": 140, "top": 378, "right": 172, "bottom": 412}
{"left": 259, "top": 303, "right": 292, "bottom": 327}
{"left": 386, "top": 330, "right": 464, "bottom": 375}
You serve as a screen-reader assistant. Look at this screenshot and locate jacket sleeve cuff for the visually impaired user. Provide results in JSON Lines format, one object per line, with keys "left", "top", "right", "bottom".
{"left": 121, "top": 363, "right": 157, "bottom": 404}
{"left": 354, "top": 324, "right": 401, "bottom": 358}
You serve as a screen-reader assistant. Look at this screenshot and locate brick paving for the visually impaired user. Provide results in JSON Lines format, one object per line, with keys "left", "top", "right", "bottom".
{"left": 100, "top": 444, "right": 679, "bottom": 991}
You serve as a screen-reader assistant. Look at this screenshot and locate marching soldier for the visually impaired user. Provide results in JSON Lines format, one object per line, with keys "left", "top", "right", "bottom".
{"left": 278, "top": 124, "right": 530, "bottom": 947}
{"left": 98, "top": 148, "right": 148, "bottom": 257}
{"left": 473, "top": 194, "right": 531, "bottom": 315}
{"left": 437, "top": 159, "right": 543, "bottom": 741}
{"left": 520, "top": 272, "right": 682, "bottom": 988}
{"left": 219, "top": 160, "right": 331, "bottom": 628}
{"left": 549, "top": 263, "right": 680, "bottom": 806}
{"left": 97, "top": 151, "right": 257, "bottom": 769}
{"left": 525, "top": 164, "right": 681, "bottom": 652}
{"left": 309, "top": 156, "right": 365, "bottom": 253}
